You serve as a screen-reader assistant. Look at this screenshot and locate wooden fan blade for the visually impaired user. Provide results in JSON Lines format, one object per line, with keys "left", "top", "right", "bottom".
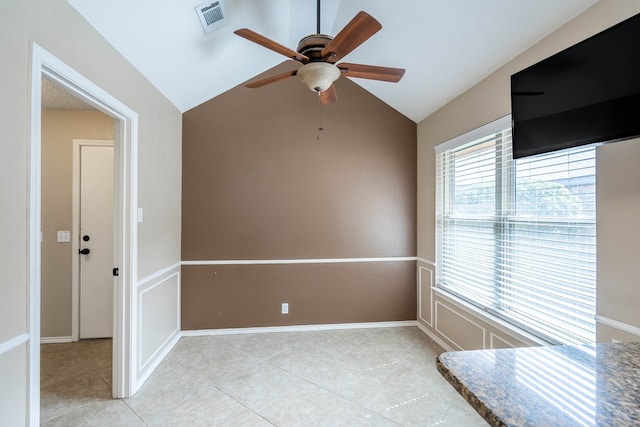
{"left": 338, "top": 63, "right": 405, "bottom": 82}
{"left": 245, "top": 70, "right": 298, "bottom": 89}
{"left": 320, "top": 11, "right": 381, "bottom": 63}
{"left": 319, "top": 85, "right": 338, "bottom": 104}
{"left": 235, "top": 28, "right": 309, "bottom": 62}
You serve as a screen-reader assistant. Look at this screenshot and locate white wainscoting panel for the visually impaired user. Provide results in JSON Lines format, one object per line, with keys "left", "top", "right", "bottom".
{"left": 418, "top": 264, "right": 434, "bottom": 327}
{"left": 435, "top": 301, "right": 485, "bottom": 350}
{"left": 0, "top": 340, "right": 27, "bottom": 426}
{"left": 136, "top": 266, "right": 181, "bottom": 388}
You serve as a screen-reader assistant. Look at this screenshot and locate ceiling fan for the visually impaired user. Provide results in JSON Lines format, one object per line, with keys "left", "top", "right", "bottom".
{"left": 234, "top": 1, "right": 405, "bottom": 104}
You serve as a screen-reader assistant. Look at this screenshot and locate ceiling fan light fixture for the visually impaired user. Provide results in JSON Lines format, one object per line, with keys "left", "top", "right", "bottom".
{"left": 297, "top": 62, "right": 340, "bottom": 92}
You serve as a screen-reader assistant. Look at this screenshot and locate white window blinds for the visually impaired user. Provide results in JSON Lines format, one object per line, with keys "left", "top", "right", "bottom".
{"left": 436, "top": 117, "right": 596, "bottom": 345}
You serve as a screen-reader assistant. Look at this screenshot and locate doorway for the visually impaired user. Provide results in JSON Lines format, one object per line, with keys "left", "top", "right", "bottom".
{"left": 29, "top": 42, "right": 139, "bottom": 423}
{"left": 41, "top": 129, "right": 116, "bottom": 425}
{"left": 39, "top": 81, "right": 116, "bottom": 406}
{"left": 39, "top": 91, "right": 116, "bottom": 343}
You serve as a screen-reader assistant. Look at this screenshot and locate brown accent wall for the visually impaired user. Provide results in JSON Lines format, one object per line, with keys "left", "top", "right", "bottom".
{"left": 181, "top": 262, "right": 416, "bottom": 330}
{"left": 182, "top": 62, "right": 417, "bottom": 329}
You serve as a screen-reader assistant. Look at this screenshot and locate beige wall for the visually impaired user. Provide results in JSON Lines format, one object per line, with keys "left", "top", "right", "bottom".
{"left": 417, "top": 0, "right": 640, "bottom": 350}
{"left": 1, "top": 0, "right": 181, "bottom": 422}
{"left": 41, "top": 109, "right": 114, "bottom": 338}
{"left": 596, "top": 137, "right": 640, "bottom": 338}
{"left": 182, "top": 62, "right": 417, "bottom": 330}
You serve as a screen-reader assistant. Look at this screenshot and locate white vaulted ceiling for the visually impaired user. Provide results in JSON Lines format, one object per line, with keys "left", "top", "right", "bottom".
{"left": 66, "top": 0, "right": 597, "bottom": 122}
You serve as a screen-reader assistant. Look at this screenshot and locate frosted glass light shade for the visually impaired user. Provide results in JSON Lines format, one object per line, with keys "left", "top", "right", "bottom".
{"left": 297, "top": 62, "right": 340, "bottom": 92}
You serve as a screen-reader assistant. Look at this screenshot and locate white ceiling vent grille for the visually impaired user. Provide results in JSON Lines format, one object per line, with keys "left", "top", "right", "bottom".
{"left": 195, "top": 1, "right": 227, "bottom": 34}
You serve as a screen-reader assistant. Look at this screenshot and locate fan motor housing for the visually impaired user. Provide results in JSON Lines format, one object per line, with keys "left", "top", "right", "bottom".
{"left": 297, "top": 34, "right": 334, "bottom": 62}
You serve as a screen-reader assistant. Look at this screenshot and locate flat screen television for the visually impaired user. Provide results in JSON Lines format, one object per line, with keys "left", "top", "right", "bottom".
{"left": 511, "top": 12, "right": 640, "bottom": 159}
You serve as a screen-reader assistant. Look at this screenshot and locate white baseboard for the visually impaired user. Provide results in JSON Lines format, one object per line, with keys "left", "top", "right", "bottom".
{"left": 182, "top": 320, "right": 418, "bottom": 337}
{"left": 181, "top": 320, "right": 460, "bottom": 355}
{"left": 415, "top": 322, "right": 454, "bottom": 352}
{"left": 40, "top": 336, "right": 73, "bottom": 344}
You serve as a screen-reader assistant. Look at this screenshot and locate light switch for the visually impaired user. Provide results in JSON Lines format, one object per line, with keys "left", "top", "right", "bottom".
{"left": 57, "top": 231, "right": 71, "bottom": 242}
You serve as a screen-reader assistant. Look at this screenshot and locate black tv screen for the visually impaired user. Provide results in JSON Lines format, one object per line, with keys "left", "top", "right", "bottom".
{"left": 511, "top": 12, "right": 640, "bottom": 159}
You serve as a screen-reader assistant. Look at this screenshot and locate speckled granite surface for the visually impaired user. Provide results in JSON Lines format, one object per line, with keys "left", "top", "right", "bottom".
{"left": 437, "top": 342, "right": 640, "bottom": 426}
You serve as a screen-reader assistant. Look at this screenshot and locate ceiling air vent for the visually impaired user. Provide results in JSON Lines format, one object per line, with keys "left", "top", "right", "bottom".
{"left": 195, "top": 1, "right": 227, "bottom": 34}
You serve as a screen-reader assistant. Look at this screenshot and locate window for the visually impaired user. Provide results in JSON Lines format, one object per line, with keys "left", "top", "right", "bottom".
{"left": 435, "top": 116, "right": 596, "bottom": 345}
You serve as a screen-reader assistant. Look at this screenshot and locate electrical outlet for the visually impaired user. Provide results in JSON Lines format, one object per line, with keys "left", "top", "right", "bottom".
{"left": 281, "top": 303, "right": 289, "bottom": 314}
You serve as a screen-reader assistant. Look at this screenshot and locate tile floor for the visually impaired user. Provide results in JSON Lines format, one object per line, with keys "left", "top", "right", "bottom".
{"left": 40, "top": 327, "right": 487, "bottom": 426}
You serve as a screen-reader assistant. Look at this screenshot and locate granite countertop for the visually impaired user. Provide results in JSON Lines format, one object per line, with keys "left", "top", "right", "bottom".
{"left": 436, "top": 342, "right": 640, "bottom": 426}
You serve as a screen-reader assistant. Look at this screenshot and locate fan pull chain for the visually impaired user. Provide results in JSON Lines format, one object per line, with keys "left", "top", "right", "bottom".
{"left": 317, "top": 0, "right": 321, "bottom": 34}
{"left": 317, "top": 92, "right": 324, "bottom": 141}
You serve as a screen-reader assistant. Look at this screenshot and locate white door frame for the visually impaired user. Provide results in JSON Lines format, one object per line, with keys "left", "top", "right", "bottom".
{"left": 72, "top": 139, "right": 115, "bottom": 342}
{"left": 28, "top": 43, "right": 138, "bottom": 425}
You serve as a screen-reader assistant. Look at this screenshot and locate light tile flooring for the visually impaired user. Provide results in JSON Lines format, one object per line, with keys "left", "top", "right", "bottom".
{"left": 41, "top": 327, "right": 487, "bottom": 426}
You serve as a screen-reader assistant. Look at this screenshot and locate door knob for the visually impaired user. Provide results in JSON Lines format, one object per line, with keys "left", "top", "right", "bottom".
{"left": 79, "top": 248, "right": 91, "bottom": 255}
{"left": 83, "top": 235, "right": 90, "bottom": 241}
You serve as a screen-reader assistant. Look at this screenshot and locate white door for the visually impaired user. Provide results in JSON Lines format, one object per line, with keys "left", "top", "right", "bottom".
{"left": 79, "top": 144, "right": 114, "bottom": 339}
